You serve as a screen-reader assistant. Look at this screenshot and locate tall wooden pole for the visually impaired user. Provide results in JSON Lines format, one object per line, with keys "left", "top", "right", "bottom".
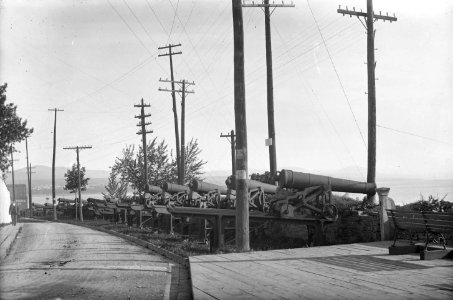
{"left": 366, "top": 0, "right": 376, "bottom": 189}
{"left": 134, "top": 99, "right": 152, "bottom": 193}
{"left": 264, "top": 0, "right": 277, "bottom": 180}
{"left": 232, "top": 0, "right": 249, "bottom": 252}
{"left": 220, "top": 130, "right": 236, "bottom": 176}
{"left": 243, "top": 0, "right": 294, "bottom": 181}
{"left": 64, "top": 145, "right": 92, "bottom": 222}
{"left": 52, "top": 109, "right": 57, "bottom": 220}
{"left": 158, "top": 44, "right": 182, "bottom": 185}
{"left": 231, "top": 130, "right": 236, "bottom": 176}
{"left": 29, "top": 162, "right": 33, "bottom": 216}
{"left": 181, "top": 80, "right": 186, "bottom": 184}
{"left": 49, "top": 108, "right": 63, "bottom": 220}
{"left": 158, "top": 77, "right": 194, "bottom": 185}
{"left": 25, "top": 137, "right": 31, "bottom": 211}
{"left": 10, "top": 146, "right": 16, "bottom": 206}
{"left": 76, "top": 147, "right": 83, "bottom": 222}
{"left": 337, "top": 0, "right": 396, "bottom": 200}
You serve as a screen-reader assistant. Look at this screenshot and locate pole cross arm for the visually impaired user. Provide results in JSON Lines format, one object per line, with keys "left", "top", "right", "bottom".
{"left": 134, "top": 104, "right": 151, "bottom": 108}
{"left": 242, "top": 2, "right": 295, "bottom": 8}
{"left": 159, "top": 79, "right": 196, "bottom": 86}
{"left": 158, "top": 43, "right": 181, "bottom": 50}
{"left": 158, "top": 51, "right": 182, "bottom": 57}
{"left": 136, "top": 122, "right": 152, "bottom": 127}
{"left": 374, "top": 12, "right": 397, "bottom": 22}
{"left": 159, "top": 88, "right": 177, "bottom": 93}
{"left": 337, "top": 8, "right": 366, "bottom": 18}
{"left": 137, "top": 130, "right": 153, "bottom": 135}
{"left": 338, "top": 8, "right": 397, "bottom": 22}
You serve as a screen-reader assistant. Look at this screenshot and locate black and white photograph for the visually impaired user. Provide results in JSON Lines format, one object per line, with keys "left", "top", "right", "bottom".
{"left": 1, "top": 0, "right": 452, "bottom": 299}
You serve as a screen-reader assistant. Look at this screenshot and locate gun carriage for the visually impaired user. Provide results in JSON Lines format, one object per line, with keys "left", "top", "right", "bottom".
{"left": 225, "top": 176, "right": 277, "bottom": 212}
{"left": 168, "top": 169, "right": 376, "bottom": 250}
{"left": 270, "top": 169, "right": 376, "bottom": 221}
{"left": 189, "top": 179, "right": 228, "bottom": 208}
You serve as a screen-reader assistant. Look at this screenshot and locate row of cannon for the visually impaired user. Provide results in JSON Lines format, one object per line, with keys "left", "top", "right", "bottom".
{"left": 91, "top": 169, "right": 376, "bottom": 222}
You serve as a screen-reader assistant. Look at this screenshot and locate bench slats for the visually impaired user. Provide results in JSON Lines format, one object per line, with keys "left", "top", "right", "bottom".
{"left": 387, "top": 210, "right": 424, "bottom": 218}
{"left": 426, "top": 225, "right": 453, "bottom": 234}
{"left": 423, "top": 219, "right": 453, "bottom": 227}
{"left": 423, "top": 212, "right": 453, "bottom": 222}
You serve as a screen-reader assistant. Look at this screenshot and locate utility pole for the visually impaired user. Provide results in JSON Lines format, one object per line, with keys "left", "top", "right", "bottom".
{"left": 159, "top": 79, "right": 195, "bottom": 184}
{"left": 25, "top": 137, "right": 31, "bottom": 210}
{"left": 338, "top": 0, "right": 397, "bottom": 196}
{"left": 220, "top": 130, "right": 236, "bottom": 176}
{"left": 48, "top": 108, "right": 63, "bottom": 221}
{"left": 134, "top": 98, "right": 153, "bottom": 192}
{"left": 232, "top": 0, "right": 249, "bottom": 252}
{"left": 158, "top": 43, "right": 182, "bottom": 184}
{"left": 9, "top": 145, "right": 16, "bottom": 206}
{"left": 63, "top": 145, "right": 92, "bottom": 222}
{"left": 28, "top": 162, "right": 36, "bottom": 216}
{"left": 243, "top": 0, "right": 294, "bottom": 181}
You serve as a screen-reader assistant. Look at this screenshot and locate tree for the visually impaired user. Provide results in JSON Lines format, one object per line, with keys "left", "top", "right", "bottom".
{"left": 113, "top": 137, "right": 206, "bottom": 195}
{"left": 181, "top": 138, "right": 207, "bottom": 185}
{"left": 0, "top": 83, "right": 33, "bottom": 176}
{"left": 103, "top": 168, "right": 128, "bottom": 201}
{"left": 64, "top": 163, "right": 90, "bottom": 195}
{"left": 113, "top": 138, "right": 176, "bottom": 195}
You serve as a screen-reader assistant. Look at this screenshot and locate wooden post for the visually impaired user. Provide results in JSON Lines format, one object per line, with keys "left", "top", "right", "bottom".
{"left": 337, "top": 1, "right": 396, "bottom": 204}
{"left": 232, "top": 0, "right": 250, "bottom": 252}
{"left": 217, "top": 215, "right": 224, "bottom": 249}
{"left": 181, "top": 80, "right": 186, "bottom": 184}
{"left": 366, "top": 0, "right": 377, "bottom": 203}
{"left": 264, "top": 0, "right": 277, "bottom": 180}
{"left": 10, "top": 145, "right": 16, "bottom": 207}
{"left": 377, "top": 187, "right": 390, "bottom": 241}
{"left": 230, "top": 130, "right": 236, "bottom": 176}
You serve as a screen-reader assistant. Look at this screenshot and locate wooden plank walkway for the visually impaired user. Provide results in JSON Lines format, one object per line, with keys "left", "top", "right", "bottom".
{"left": 189, "top": 241, "right": 453, "bottom": 299}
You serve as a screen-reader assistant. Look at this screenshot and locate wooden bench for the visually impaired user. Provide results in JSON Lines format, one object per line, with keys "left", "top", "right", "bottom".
{"left": 387, "top": 209, "right": 453, "bottom": 260}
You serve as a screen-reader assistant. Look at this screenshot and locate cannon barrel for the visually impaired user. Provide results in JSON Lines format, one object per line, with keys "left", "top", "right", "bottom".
{"left": 189, "top": 179, "right": 228, "bottom": 194}
{"left": 225, "top": 176, "right": 278, "bottom": 194}
{"left": 162, "top": 182, "right": 190, "bottom": 193}
{"left": 146, "top": 184, "right": 163, "bottom": 194}
{"left": 278, "top": 169, "right": 376, "bottom": 194}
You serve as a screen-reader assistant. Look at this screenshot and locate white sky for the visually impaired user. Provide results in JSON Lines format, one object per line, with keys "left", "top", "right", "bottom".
{"left": 1, "top": 0, "right": 452, "bottom": 181}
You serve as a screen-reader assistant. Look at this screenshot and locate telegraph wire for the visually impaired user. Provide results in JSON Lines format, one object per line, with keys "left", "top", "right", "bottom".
{"left": 107, "top": 0, "right": 153, "bottom": 56}
{"left": 272, "top": 22, "right": 365, "bottom": 180}
{"left": 306, "top": 0, "right": 367, "bottom": 151}
{"left": 377, "top": 125, "right": 453, "bottom": 147}
{"left": 167, "top": 0, "right": 180, "bottom": 44}
{"left": 123, "top": 0, "right": 159, "bottom": 48}
{"left": 145, "top": 0, "right": 169, "bottom": 36}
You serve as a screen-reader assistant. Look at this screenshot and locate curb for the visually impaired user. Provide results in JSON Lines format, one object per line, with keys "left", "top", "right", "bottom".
{"left": 0, "top": 224, "right": 23, "bottom": 261}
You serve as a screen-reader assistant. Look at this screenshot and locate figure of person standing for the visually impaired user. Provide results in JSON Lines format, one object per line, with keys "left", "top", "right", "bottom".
{"left": 9, "top": 201, "right": 17, "bottom": 226}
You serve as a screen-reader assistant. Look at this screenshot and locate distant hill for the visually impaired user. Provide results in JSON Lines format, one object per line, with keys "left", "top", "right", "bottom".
{"left": 4, "top": 165, "right": 109, "bottom": 187}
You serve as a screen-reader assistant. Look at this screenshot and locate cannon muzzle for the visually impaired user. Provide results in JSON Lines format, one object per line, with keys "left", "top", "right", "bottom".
{"left": 146, "top": 184, "right": 163, "bottom": 194}
{"left": 162, "top": 182, "right": 190, "bottom": 193}
{"left": 278, "top": 169, "right": 376, "bottom": 194}
{"left": 189, "top": 179, "right": 228, "bottom": 194}
{"left": 225, "top": 175, "right": 278, "bottom": 194}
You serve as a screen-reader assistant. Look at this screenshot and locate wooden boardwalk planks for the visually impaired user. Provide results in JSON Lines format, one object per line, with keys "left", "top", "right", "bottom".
{"left": 189, "top": 241, "right": 453, "bottom": 299}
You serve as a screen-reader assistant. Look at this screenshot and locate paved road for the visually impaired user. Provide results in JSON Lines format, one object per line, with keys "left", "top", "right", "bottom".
{"left": 0, "top": 221, "right": 190, "bottom": 299}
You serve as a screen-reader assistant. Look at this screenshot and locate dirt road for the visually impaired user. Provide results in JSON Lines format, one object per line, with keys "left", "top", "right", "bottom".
{"left": 0, "top": 221, "right": 190, "bottom": 299}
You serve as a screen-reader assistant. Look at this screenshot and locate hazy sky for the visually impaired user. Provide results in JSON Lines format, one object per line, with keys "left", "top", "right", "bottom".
{"left": 1, "top": 0, "right": 452, "bottom": 182}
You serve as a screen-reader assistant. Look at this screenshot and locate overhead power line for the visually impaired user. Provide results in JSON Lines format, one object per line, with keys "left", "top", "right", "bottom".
{"left": 377, "top": 125, "right": 453, "bottom": 147}
{"left": 307, "top": 0, "right": 367, "bottom": 151}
